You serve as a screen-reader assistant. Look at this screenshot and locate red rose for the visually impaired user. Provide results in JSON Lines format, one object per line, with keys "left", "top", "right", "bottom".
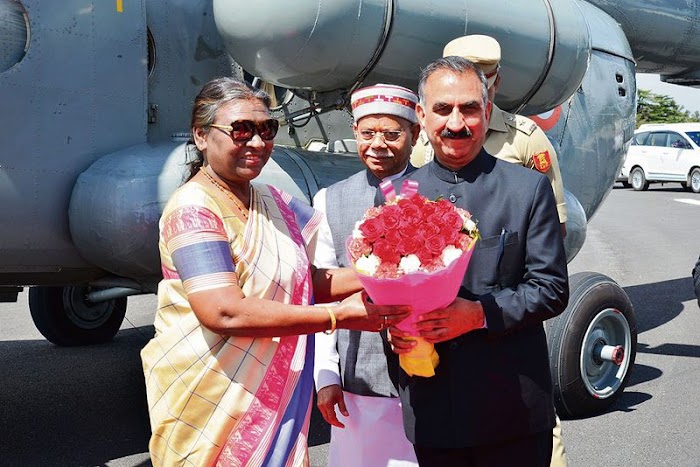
{"left": 421, "top": 203, "right": 437, "bottom": 219}
{"left": 348, "top": 237, "right": 372, "bottom": 261}
{"left": 372, "top": 238, "right": 401, "bottom": 264}
{"left": 399, "top": 221, "right": 421, "bottom": 238}
{"left": 399, "top": 211, "right": 422, "bottom": 234}
{"left": 426, "top": 213, "right": 441, "bottom": 225}
{"left": 422, "top": 257, "right": 445, "bottom": 272}
{"left": 435, "top": 199, "right": 453, "bottom": 214}
{"left": 384, "top": 228, "right": 403, "bottom": 246}
{"left": 441, "top": 227, "right": 459, "bottom": 244}
{"left": 409, "top": 193, "right": 426, "bottom": 207}
{"left": 359, "top": 216, "right": 385, "bottom": 241}
{"left": 399, "top": 236, "right": 422, "bottom": 255}
{"left": 381, "top": 208, "right": 401, "bottom": 230}
{"left": 416, "top": 245, "right": 437, "bottom": 263}
{"left": 417, "top": 222, "right": 441, "bottom": 240}
{"left": 399, "top": 201, "right": 421, "bottom": 219}
{"left": 426, "top": 234, "right": 447, "bottom": 254}
{"left": 443, "top": 210, "right": 464, "bottom": 231}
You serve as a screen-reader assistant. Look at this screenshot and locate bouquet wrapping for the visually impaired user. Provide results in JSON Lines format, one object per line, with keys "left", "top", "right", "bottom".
{"left": 346, "top": 179, "right": 479, "bottom": 377}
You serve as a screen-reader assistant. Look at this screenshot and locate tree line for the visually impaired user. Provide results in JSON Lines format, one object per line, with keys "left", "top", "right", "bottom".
{"left": 636, "top": 89, "right": 700, "bottom": 127}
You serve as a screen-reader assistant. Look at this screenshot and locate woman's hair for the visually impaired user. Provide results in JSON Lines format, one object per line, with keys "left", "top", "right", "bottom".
{"left": 185, "top": 77, "right": 272, "bottom": 180}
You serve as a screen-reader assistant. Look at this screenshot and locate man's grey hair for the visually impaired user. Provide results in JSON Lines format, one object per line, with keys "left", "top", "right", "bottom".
{"left": 418, "top": 56, "right": 489, "bottom": 107}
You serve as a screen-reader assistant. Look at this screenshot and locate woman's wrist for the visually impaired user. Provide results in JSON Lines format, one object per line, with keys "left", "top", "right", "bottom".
{"left": 323, "top": 306, "right": 337, "bottom": 334}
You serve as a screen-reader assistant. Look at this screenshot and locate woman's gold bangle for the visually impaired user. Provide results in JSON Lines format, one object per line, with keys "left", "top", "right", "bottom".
{"left": 323, "top": 307, "right": 336, "bottom": 335}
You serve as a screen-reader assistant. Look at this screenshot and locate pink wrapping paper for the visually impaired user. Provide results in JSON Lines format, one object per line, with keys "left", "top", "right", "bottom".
{"left": 348, "top": 237, "right": 476, "bottom": 376}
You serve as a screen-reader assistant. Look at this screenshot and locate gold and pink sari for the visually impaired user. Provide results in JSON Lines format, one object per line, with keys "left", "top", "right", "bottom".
{"left": 141, "top": 180, "right": 321, "bottom": 466}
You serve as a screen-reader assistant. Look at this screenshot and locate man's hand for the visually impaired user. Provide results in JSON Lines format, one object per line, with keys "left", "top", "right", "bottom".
{"left": 316, "top": 384, "right": 348, "bottom": 428}
{"left": 387, "top": 327, "right": 417, "bottom": 354}
{"left": 414, "top": 297, "right": 485, "bottom": 343}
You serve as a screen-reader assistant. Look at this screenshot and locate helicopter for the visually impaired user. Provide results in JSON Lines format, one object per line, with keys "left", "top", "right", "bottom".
{"left": 2, "top": 0, "right": 699, "bottom": 417}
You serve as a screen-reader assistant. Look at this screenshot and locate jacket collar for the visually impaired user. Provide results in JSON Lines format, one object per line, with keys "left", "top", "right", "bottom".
{"left": 430, "top": 149, "right": 494, "bottom": 184}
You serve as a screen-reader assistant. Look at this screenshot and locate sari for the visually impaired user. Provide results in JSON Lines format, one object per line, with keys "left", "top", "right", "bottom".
{"left": 141, "top": 180, "right": 322, "bottom": 466}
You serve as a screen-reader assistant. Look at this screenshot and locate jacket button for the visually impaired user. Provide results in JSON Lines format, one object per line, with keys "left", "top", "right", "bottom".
{"left": 449, "top": 342, "right": 458, "bottom": 350}
{"left": 449, "top": 194, "right": 457, "bottom": 203}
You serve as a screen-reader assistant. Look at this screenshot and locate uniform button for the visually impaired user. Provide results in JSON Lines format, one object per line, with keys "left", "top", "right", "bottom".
{"left": 449, "top": 342, "right": 458, "bottom": 350}
{"left": 449, "top": 194, "right": 457, "bottom": 203}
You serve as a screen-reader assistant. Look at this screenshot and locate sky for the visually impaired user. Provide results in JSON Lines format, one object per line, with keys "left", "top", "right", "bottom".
{"left": 636, "top": 73, "right": 700, "bottom": 114}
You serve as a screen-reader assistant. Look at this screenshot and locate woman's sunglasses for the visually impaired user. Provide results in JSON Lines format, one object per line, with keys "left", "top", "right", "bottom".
{"left": 210, "top": 119, "right": 279, "bottom": 142}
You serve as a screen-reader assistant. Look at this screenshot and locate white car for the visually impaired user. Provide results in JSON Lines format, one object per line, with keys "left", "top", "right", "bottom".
{"left": 617, "top": 123, "right": 700, "bottom": 192}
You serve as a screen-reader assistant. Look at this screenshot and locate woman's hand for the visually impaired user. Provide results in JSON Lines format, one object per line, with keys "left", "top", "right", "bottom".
{"left": 335, "top": 291, "right": 411, "bottom": 332}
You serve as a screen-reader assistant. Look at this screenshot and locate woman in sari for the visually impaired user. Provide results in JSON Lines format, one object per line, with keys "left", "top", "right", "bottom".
{"left": 141, "top": 77, "right": 410, "bottom": 466}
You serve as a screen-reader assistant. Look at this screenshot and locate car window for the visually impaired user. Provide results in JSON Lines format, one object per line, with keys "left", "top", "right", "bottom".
{"left": 649, "top": 132, "right": 669, "bottom": 147}
{"left": 668, "top": 132, "right": 692, "bottom": 149}
{"left": 633, "top": 131, "right": 650, "bottom": 145}
{"left": 685, "top": 131, "right": 700, "bottom": 147}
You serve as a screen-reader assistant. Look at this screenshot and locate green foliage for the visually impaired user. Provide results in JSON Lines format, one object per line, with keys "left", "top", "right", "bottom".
{"left": 637, "top": 89, "right": 700, "bottom": 127}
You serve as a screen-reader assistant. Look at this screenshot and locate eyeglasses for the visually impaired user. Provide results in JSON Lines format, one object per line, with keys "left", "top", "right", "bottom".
{"left": 358, "top": 129, "right": 405, "bottom": 142}
{"left": 210, "top": 119, "right": 279, "bottom": 142}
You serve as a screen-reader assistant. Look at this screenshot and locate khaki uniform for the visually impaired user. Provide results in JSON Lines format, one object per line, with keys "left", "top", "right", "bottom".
{"left": 410, "top": 104, "right": 567, "bottom": 223}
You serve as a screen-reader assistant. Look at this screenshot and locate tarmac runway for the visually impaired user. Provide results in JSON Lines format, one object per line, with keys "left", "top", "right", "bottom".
{"left": 1, "top": 184, "right": 699, "bottom": 466}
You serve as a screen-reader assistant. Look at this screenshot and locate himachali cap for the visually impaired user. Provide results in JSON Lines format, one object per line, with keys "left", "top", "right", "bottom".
{"left": 351, "top": 84, "right": 419, "bottom": 124}
{"left": 443, "top": 34, "right": 501, "bottom": 89}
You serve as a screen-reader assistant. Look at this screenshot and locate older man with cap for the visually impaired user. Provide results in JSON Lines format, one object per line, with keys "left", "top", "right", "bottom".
{"left": 313, "top": 83, "right": 421, "bottom": 467}
{"left": 411, "top": 34, "right": 568, "bottom": 237}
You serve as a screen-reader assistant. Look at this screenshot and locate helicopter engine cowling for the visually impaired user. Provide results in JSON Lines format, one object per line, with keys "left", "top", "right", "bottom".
{"left": 213, "top": 0, "right": 591, "bottom": 115}
{"left": 68, "top": 142, "right": 364, "bottom": 282}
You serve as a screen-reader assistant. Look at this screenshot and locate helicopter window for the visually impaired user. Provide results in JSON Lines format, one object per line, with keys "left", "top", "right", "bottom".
{"left": 147, "top": 27, "right": 156, "bottom": 78}
{"left": 0, "top": 0, "right": 30, "bottom": 73}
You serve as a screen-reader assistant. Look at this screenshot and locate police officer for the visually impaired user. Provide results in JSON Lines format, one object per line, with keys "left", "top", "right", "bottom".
{"left": 411, "top": 34, "right": 568, "bottom": 237}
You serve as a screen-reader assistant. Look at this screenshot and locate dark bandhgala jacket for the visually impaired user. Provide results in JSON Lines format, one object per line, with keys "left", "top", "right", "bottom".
{"left": 384, "top": 150, "right": 569, "bottom": 448}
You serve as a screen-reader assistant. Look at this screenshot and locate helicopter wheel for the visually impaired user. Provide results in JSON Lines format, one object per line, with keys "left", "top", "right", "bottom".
{"left": 546, "top": 272, "right": 637, "bottom": 418}
{"left": 29, "top": 286, "right": 127, "bottom": 346}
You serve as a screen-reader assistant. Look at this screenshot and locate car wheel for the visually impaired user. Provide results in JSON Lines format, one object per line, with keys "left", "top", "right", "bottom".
{"left": 690, "top": 167, "right": 700, "bottom": 193}
{"left": 630, "top": 167, "right": 649, "bottom": 191}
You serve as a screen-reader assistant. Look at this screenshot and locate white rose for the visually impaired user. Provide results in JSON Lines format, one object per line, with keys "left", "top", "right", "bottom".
{"left": 399, "top": 254, "right": 421, "bottom": 274}
{"left": 441, "top": 245, "right": 463, "bottom": 266}
{"left": 355, "top": 254, "right": 380, "bottom": 276}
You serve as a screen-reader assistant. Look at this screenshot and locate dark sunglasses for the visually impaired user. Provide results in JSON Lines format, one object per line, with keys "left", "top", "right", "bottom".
{"left": 210, "top": 119, "right": 279, "bottom": 142}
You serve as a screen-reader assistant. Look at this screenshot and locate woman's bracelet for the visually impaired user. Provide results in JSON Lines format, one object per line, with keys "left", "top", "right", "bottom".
{"left": 323, "top": 306, "right": 336, "bottom": 335}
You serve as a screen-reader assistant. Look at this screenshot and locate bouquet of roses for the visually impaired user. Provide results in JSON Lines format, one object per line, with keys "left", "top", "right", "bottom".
{"left": 346, "top": 179, "right": 480, "bottom": 377}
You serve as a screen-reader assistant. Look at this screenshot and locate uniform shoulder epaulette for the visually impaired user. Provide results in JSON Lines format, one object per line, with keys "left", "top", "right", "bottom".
{"left": 504, "top": 113, "right": 537, "bottom": 136}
